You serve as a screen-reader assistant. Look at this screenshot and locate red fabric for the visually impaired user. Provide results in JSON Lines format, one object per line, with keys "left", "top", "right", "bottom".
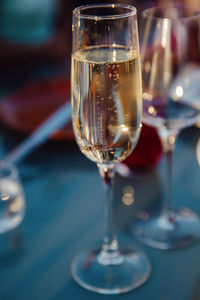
{"left": 123, "top": 123, "right": 163, "bottom": 170}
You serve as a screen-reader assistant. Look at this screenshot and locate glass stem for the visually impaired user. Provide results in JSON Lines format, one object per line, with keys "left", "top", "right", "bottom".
{"left": 165, "top": 149, "right": 173, "bottom": 213}
{"left": 98, "top": 164, "right": 122, "bottom": 265}
{"left": 158, "top": 129, "right": 179, "bottom": 215}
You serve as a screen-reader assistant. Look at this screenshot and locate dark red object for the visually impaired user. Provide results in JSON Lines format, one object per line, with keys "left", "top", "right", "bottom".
{"left": 0, "top": 77, "right": 73, "bottom": 140}
{"left": 123, "top": 123, "right": 163, "bottom": 171}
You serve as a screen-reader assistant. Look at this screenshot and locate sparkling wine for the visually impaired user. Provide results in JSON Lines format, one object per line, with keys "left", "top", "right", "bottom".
{"left": 71, "top": 46, "right": 142, "bottom": 164}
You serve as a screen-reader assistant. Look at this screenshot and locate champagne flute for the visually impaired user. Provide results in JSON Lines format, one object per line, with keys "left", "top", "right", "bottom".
{"left": 133, "top": 6, "right": 200, "bottom": 249}
{"left": 70, "top": 4, "right": 151, "bottom": 294}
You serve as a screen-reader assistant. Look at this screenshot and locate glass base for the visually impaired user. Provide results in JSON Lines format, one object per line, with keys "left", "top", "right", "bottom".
{"left": 71, "top": 245, "right": 151, "bottom": 294}
{"left": 132, "top": 208, "right": 200, "bottom": 250}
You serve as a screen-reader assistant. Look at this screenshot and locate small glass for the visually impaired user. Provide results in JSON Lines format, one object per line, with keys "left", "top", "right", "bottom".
{"left": 0, "top": 163, "right": 25, "bottom": 233}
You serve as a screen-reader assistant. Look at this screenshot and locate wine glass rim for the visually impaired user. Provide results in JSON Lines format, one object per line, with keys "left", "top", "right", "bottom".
{"left": 142, "top": 5, "right": 200, "bottom": 21}
{"left": 73, "top": 3, "right": 137, "bottom": 20}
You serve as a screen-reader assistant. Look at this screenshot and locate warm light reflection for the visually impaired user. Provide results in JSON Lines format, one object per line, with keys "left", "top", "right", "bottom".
{"left": 148, "top": 106, "right": 157, "bottom": 116}
{"left": 122, "top": 193, "right": 134, "bottom": 205}
{"left": 143, "top": 92, "right": 152, "bottom": 101}
{"left": 123, "top": 185, "right": 134, "bottom": 194}
{"left": 112, "top": 49, "right": 117, "bottom": 62}
{"left": 161, "top": 18, "right": 169, "bottom": 48}
{"left": 1, "top": 192, "right": 9, "bottom": 201}
{"left": 121, "top": 124, "right": 129, "bottom": 132}
{"left": 169, "top": 136, "right": 176, "bottom": 145}
{"left": 122, "top": 185, "right": 135, "bottom": 206}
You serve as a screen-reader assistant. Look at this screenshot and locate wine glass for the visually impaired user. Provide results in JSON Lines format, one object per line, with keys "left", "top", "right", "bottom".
{"left": 133, "top": 6, "right": 200, "bottom": 249}
{"left": 70, "top": 4, "right": 151, "bottom": 294}
{"left": 0, "top": 163, "right": 25, "bottom": 233}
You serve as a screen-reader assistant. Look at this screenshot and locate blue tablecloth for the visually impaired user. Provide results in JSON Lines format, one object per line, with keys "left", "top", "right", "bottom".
{"left": 0, "top": 125, "right": 199, "bottom": 300}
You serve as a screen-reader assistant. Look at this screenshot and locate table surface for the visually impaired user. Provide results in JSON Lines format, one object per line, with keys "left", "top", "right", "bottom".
{"left": 0, "top": 120, "right": 200, "bottom": 300}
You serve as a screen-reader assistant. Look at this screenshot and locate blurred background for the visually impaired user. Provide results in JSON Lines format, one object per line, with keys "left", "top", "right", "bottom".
{"left": 0, "top": 0, "right": 199, "bottom": 147}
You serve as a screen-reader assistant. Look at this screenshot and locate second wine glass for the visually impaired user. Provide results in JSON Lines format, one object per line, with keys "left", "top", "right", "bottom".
{"left": 133, "top": 6, "right": 200, "bottom": 250}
